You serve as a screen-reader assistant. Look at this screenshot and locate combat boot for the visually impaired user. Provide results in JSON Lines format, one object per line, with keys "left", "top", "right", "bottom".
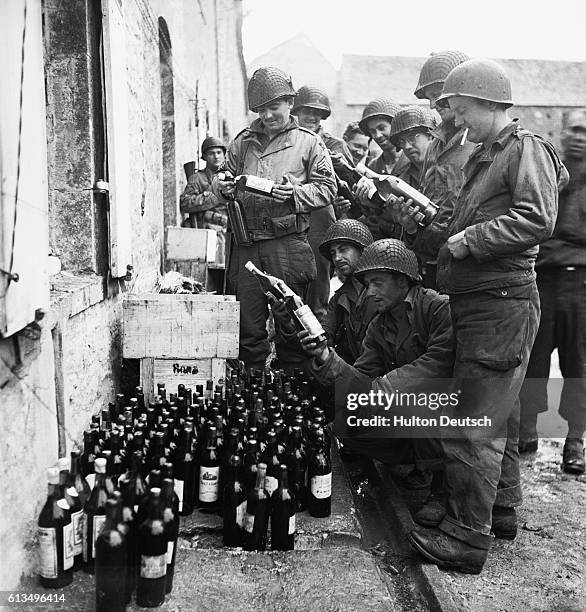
{"left": 407, "top": 528, "right": 489, "bottom": 574}
{"left": 562, "top": 438, "right": 585, "bottom": 475}
{"left": 414, "top": 492, "right": 446, "bottom": 527}
{"left": 491, "top": 506, "right": 517, "bottom": 540}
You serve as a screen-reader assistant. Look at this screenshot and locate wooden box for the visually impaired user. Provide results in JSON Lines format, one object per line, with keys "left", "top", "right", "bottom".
{"left": 122, "top": 294, "right": 239, "bottom": 359}
{"left": 140, "top": 357, "right": 226, "bottom": 402}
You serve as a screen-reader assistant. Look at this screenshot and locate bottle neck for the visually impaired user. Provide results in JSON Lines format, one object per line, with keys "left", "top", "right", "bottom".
{"left": 254, "top": 468, "right": 266, "bottom": 490}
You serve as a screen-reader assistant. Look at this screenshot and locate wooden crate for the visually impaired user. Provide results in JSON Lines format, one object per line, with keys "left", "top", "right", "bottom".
{"left": 140, "top": 357, "right": 226, "bottom": 403}
{"left": 122, "top": 294, "right": 239, "bottom": 359}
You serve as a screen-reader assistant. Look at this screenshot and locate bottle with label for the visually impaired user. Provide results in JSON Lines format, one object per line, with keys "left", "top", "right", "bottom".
{"left": 95, "top": 498, "right": 127, "bottom": 612}
{"left": 243, "top": 463, "right": 270, "bottom": 551}
{"left": 136, "top": 488, "right": 167, "bottom": 607}
{"left": 271, "top": 465, "right": 296, "bottom": 551}
{"left": 83, "top": 457, "right": 110, "bottom": 573}
{"left": 286, "top": 426, "right": 307, "bottom": 512}
{"left": 160, "top": 462, "right": 180, "bottom": 517}
{"left": 234, "top": 174, "right": 276, "bottom": 198}
{"left": 222, "top": 454, "right": 246, "bottom": 547}
{"left": 307, "top": 431, "right": 332, "bottom": 518}
{"left": 242, "top": 438, "right": 260, "bottom": 492}
{"left": 70, "top": 450, "right": 91, "bottom": 507}
{"left": 38, "top": 467, "right": 74, "bottom": 588}
{"left": 245, "top": 261, "right": 327, "bottom": 342}
{"left": 117, "top": 476, "right": 137, "bottom": 604}
{"left": 161, "top": 479, "right": 179, "bottom": 595}
{"left": 57, "top": 457, "right": 84, "bottom": 571}
{"left": 198, "top": 426, "right": 220, "bottom": 511}
{"left": 373, "top": 174, "right": 438, "bottom": 227}
{"left": 332, "top": 156, "right": 388, "bottom": 209}
{"left": 260, "top": 431, "right": 280, "bottom": 497}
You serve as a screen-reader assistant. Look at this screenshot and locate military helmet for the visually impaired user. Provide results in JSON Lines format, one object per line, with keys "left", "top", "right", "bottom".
{"left": 247, "top": 66, "right": 296, "bottom": 112}
{"left": 390, "top": 106, "right": 437, "bottom": 147}
{"left": 354, "top": 239, "right": 421, "bottom": 283}
{"left": 319, "top": 219, "right": 374, "bottom": 261}
{"left": 201, "top": 136, "right": 226, "bottom": 159}
{"left": 292, "top": 85, "right": 331, "bottom": 118}
{"left": 414, "top": 51, "right": 471, "bottom": 99}
{"left": 358, "top": 98, "right": 402, "bottom": 135}
{"left": 437, "top": 59, "right": 513, "bottom": 107}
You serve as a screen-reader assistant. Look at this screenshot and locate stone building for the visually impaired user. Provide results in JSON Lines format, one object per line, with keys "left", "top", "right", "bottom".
{"left": 0, "top": 0, "right": 247, "bottom": 589}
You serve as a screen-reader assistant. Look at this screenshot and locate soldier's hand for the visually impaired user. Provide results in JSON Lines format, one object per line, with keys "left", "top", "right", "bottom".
{"left": 298, "top": 330, "right": 330, "bottom": 364}
{"left": 334, "top": 195, "right": 352, "bottom": 219}
{"left": 393, "top": 197, "right": 419, "bottom": 235}
{"left": 268, "top": 295, "right": 296, "bottom": 334}
{"left": 272, "top": 177, "right": 295, "bottom": 203}
{"left": 217, "top": 172, "right": 235, "bottom": 198}
{"left": 354, "top": 176, "right": 376, "bottom": 202}
{"left": 447, "top": 230, "right": 470, "bottom": 260}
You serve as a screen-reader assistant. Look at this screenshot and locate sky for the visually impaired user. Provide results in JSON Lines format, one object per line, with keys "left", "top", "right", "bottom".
{"left": 242, "top": 0, "right": 586, "bottom": 67}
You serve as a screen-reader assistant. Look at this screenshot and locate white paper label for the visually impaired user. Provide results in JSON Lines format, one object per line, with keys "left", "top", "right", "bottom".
{"left": 265, "top": 475, "right": 278, "bottom": 496}
{"left": 199, "top": 466, "right": 220, "bottom": 502}
{"left": 38, "top": 527, "right": 58, "bottom": 579}
{"left": 236, "top": 501, "right": 247, "bottom": 528}
{"left": 245, "top": 175, "right": 274, "bottom": 194}
{"left": 85, "top": 473, "right": 95, "bottom": 489}
{"left": 243, "top": 512, "right": 255, "bottom": 533}
{"left": 62, "top": 521, "right": 74, "bottom": 570}
{"left": 288, "top": 514, "right": 296, "bottom": 535}
{"left": 166, "top": 541, "right": 175, "bottom": 565}
{"left": 92, "top": 515, "right": 106, "bottom": 560}
{"left": 174, "top": 479, "right": 184, "bottom": 512}
{"left": 311, "top": 473, "right": 332, "bottom": 499}
{"left": 71, "top": 509, "right": 84, "bottom": 556}
{"left": 140, "top": 554, "right": 167, "bottom": 579}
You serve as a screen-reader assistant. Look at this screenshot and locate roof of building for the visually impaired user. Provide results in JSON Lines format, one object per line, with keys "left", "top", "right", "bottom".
{"left": 340, "top": 54, "right": 586, "bottom": 107}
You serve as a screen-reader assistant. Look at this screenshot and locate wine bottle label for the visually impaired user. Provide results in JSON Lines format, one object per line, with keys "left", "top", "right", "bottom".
{"left": 311, "top": 473, "right": 332, "bottom": 499}
{"left": 166, "top": 541, "right": 175, "bottom": 565}
{"left": 294, "top": 305, "right": 326, "bottom": 337}
{"left": 236, "top": 500, "right": 247, "bottom": 528}
{"left": 134, "top": 504, "right": 139, "bottom": 514}
{"left": 174, "top": 478, "right": 184, "bottom": 512}
{"left": 140, "top": 554, "right": 167, "bottom": 579}
{"left": 66, "top": 486, "right": 79, "bottom": 499}
{"left": 265, "top": 475, "right": 278, "bottom": 496}
{"left": 85, "top": 473, "right": 95, "bottom": 489}
{"left": 288, "top": 514, "right": 296, "bottom": 535}
{"left": 82, "top": 512, "right": 88, "bottom": 562}
{"left": 71, "top": 509, "right": 84, "bottom": 556}
{"left": 92, "top": 515, "right": 106, "bottom": 560}
{"left": 38, "top": 527, "right": 58, "bottom": 579}
{"left": 198, "top": 466, "right": 220, "bottom": 502}
{"left": 243, "top": 175, "right": 274, "bottom": 195}
{"left": 243, "top": 512, "right": 255, "bottom": 533}
{"left": 62, "top": 521, "right": 74, "bottom": 570}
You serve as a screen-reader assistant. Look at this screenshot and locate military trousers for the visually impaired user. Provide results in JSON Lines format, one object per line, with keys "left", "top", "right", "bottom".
{"left": 439, "top": 283, "right": 540, "bottom": 548}
{"left": 519, "top": 266, "right": 586, "bottom": 429}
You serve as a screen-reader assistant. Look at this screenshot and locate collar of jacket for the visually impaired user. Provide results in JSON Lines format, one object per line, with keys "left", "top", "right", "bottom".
{"left": 470, "top": 118, "right": 520, "bottom": 163}
{"left": 246, "top": 116, "right": 300, "bottom": 138}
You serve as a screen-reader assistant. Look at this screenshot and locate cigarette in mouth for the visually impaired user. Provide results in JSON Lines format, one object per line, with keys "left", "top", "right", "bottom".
{"left": 460, "top": 128, "right": 469, "bottom": 146}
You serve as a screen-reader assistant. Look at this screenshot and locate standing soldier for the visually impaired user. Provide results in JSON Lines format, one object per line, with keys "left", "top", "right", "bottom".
{"left": 292, "top": 85, "right": 353, "bottom": 323}
{"left": 179, "top": 136, "right": 227, "bottom": 228}
{"left": 397, "top": 59, "right": 567, "bottom": 573}
{"left": 405, "top": 50, "right": 476, "bottom": 288}
{"left": 213, "top": 67, "right": 336, "bottom": 373}
{"left": 519, "top": 109, "right": 586, "bottom": 474}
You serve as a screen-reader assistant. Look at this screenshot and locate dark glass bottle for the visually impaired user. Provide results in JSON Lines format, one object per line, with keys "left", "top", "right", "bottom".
{"left": 173, "top": 426, "right": 195, "bottom": 516}
{"left": 286, "top": 426, "right": 307, "bottom": 512}
{"left": 70, "top": 450, "right": 92, "bottom": 507}
{"left": 83, "top": 457, "right": 110, "bottom": 573}
{"left": 38, "top": 467, "right": 74, "bottom": 588}
{"left": 307, "top": 432, "right": 332, "bottom": 518}
{"left": 198, "top": 427, "right": 220, "bottom": 511}
{"left": 242, "top": 438, "right": 260, "bottom": 492}
{"left": 161, "top": 479, "right": 179, "bottom": 594}
{"left": 95, "top": 498, "right": 127, "bottom": 612}
{"left": 222, "top": 455, "right": 246, "bottom": 547}
{"left": 117, "top": 476, "right": 138, "bottom": 604}
{"left": 243, "top": 463, "right": 270, "bottom": 551}
{"left": 260, "top": 431, "right": 280, "bottom": 497}
{"left": 271, "top": 465, "right": 296, "bottom": 551}
{"left": 57, "top": 457, "right": 84, "bottom": 571}
{"left": 136, "top": 488, "right": 167, "bottom": 607}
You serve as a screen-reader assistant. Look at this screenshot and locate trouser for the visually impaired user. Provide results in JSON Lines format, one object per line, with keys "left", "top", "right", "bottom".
{"left": 306, "top": 206, "right": 335, "bottom": 323}
{"left": 234, "top": 235, "right": 316, "bottom": 370}
{"left": 439, "top": 283, "right": 540, "bottom": 548}
{"left": 519, "top": 266, "right": 586, "bottom": 430}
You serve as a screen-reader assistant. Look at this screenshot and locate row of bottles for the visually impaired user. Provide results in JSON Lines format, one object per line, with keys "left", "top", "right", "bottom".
{"left": 38, "top": 367, "right": 332, "bottom": 606}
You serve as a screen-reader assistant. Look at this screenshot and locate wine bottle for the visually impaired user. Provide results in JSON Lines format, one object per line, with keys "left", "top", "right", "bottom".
{"left": 161, "top": 479, "right": 179, "bottom": 595}
{"left": 117, "top": 476, "right": 138, "bottom": 604}
{"left": 307, "top": 431, "right": 332, "bottom": 518}
{"left": 245, "top": 261, "right": 326, "bottom": 342}
{"left": 242, "top": 438, "right": 260, "bottom": 492}
{"left": 136, "top": 488, "right": 167, "bottom": 607}
{"left": 57, "top": 457, "right": 84, "bottom": 571}
{"left": 38, "top": 467, "right": 74, "bottom": 588}
{"left": 260, "top": 431, "right": 280, "bottom": 497}
{"left": 234, "top": 174, "right": 276, "bottom": 198}
{"left": 95, "top": 498, "right": 127, "bottom": 612}
{"left": 222, "top": 454, "right": 246, "bottom": 547}
{"left": 83, "top": 457, "right": 110, "bottom": 573}
{"left": 332, "top": 156, "right": 388, "bottom": 208}
{"left": 243, "top": 463, "right": 270, "bottom": 551}
{"left": 198, "top": 426, "right": 220, "bottom": 511}
{"left": 373, "top": 174, "right": 438, "bottom": 226}
{"left": 286, "top": 426, "right": 307, "bottom": 512}
{"left": 270, "top": 465, "right": 296, "bottom": 551}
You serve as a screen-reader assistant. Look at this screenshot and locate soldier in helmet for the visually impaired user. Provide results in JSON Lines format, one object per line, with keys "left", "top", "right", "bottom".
{"left": 359, "top": 98, "right": 402, "bottom": 175}
{"left": 299, "top": 239, "right": 452, "bottom": 495}
{"left": 180, "top": 136, "right": 227, "bottom": 228}
{"left": 212, "top": 67, "right": 336, "bottom": 373}
{"left": 400, "top": 50, "right": 476, "bottom": 289}
{"left": 394, "top": 59, "right": 568, "bottom": 574}
{"left": 291, "top": 85, "right": 354, "bottom": 323}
